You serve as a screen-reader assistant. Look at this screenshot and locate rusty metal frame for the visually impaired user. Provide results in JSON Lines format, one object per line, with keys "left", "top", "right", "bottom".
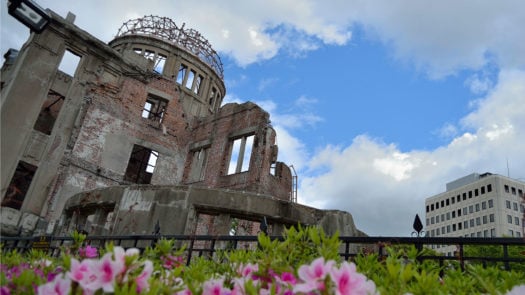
{"left": 116, "top": 15, "right": 223, "bottom": 79}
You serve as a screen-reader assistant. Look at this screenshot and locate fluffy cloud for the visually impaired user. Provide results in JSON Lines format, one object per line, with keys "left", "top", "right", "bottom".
{"left": 3, "top": 0, "right": 524, "bottom": 238}
{"left": 4, "top": 1, "right": 524, "bottom": 73}
{"left": 299, "top": 69, "right": 525, "bottom": 236}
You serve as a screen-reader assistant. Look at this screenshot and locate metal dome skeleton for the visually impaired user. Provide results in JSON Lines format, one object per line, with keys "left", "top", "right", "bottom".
{"left": 116, "top": 15, "right": 223, "bottom": 79}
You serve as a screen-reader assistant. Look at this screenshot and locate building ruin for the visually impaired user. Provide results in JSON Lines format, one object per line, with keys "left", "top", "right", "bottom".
{"left": 1, "top": 9, "right": 364, "bottom": 238}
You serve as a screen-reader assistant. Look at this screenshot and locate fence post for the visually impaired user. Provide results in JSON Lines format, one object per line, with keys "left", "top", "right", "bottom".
{"left": 458, "top": 243, "right": 465, "bottom": 272}
{"left": 503, "top": 244, "right": 510, "bottom": 271}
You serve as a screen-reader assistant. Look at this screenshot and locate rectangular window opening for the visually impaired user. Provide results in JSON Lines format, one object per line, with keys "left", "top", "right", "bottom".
{"left": 185, "top": 70, "right": 196, "bottom": 90}
{"left": 58, "top": 49, "right": 81, "bottom": 77}
{"left": 189, "top": 147, "right": 208, "bottom": 182}
{"left": 227, "top": 135, "right": 254, "bottom": 175}
{"left": 33, "top": 90, "right": 65, "bottom": 135}
{"left": 176, "top": 64, "right": 188, "bottom": 85}
{"left": 154, "top": 53, "right": 167, "bottom": 74}
{"left": 193, "top": 74, "right": 203, "bottom": 94}
{"left": 124, "top": 145, "right": 158, "bottom": 184}
{"left": 141, "top": 95, "right": 168, "bottom": 123}
{"left": 2, "top": 161, "right": 37, "bottom": 210}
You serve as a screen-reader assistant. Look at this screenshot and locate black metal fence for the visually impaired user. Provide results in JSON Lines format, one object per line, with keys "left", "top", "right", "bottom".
{"left": 1, "top": 235, "right": 524, "bottom": 272}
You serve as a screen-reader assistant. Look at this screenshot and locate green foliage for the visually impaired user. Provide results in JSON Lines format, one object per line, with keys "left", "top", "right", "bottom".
{"left": 464, "top": 243, "right": 525, "bottom": 272}
{"left": 1, "top": 226, "right": 524, "bottom": 294}
{"left": 354, "top": 243, "right": 525, "bottom": 294}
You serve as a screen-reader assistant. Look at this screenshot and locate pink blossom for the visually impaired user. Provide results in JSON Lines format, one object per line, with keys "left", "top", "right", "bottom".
{"left": 330, "top": 261, "right": 377, "bottom": 295}
{"left": 37, "top": 274, "right": 71, "bottom": 295}
{"left": 294, "top": 257, "right": 334, "bottom": 293}
{"left": 202, "top": 278, "right": 231, "bottom": 295}
{"left": 174, "top": 289, "right": 192, "bottom": 295}
{"left": 79, "top": 246, "right": 98, "bottom": 258}
{"left": 94, "top": 252, "right": 124, "bottom": 292}
{"left": 237, "top": 263, "right": 259, "bottom": 278}
{"left": 279, "top": 272, "right": 297, "bottom": 285}
{"left": 113, "top": 246, "right": 140, "bottom": 269}
{"left": 69, "top": 258, "right": 97, "bottom": 289}
{"left": 1, "top": 286, "right": 10, "bottom": 295}
{"left": 161, "top": 255, "right": 183, "bottom": 269}
{"left": 135, "top": 260, "right": 153, "bottom": 293}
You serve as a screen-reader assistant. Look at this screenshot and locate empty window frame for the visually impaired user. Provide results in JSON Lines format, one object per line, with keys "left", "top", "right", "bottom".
{"left": 1, "top": 161, "right": 37, "bottom": 210}
{"left": 58, "top": 49, "right": 81, "bottom": 77}
{"left": 193, "top": 74, "right": 203, "bottom": 94}
{"left": 33, "top": 90, "right": 65, "bottom": 135}
{"left": 124, "top": 145, "right": 158, "bottom": 184}
{"left": 227, "top": 135, "right": 254, "bottom": 175}
{"left": 209, "top": 87, "right": 217, "bottom": 108}
{"left": 176, "top": 64, "right": 188, "bottom": 85}
{"left": 185, "top": 70, "right": 196, "bottom": 90}
{"left": 142, "top": 95, "right": 168, "bottom": 123}
{"left": 189, "top": 147, "right": 208, "bottom": 182}
{"left": 149, "top": 52, "right": 167, "bottom": 74}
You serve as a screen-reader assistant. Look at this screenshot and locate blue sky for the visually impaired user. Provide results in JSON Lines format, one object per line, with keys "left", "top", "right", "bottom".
{"left": 2, "top": 0, "right": 524, "bottom": 236}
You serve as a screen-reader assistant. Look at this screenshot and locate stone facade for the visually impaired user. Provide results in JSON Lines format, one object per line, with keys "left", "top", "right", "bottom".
{"left": 1, "top": 10, "right": 361, "bottom": 237}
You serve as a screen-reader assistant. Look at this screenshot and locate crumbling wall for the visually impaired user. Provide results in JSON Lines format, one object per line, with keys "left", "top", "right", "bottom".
{"left": 2, "top": 9, "right": 294, "bottom": 237}
{"left": 183, "top": 102, "right": 292, "bottom": 200}
{"left": 60, "top": 186, "right": 362, "bottom": 238}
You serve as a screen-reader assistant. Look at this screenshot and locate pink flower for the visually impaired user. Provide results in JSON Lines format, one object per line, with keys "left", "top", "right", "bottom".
{"left": 1, "top": 286, "right": 10, "bottom": 295}
{"left": 202, "top": 278, "right": 231, "bottom": 295}
{"left": 279, "top": 272, "right": 297, "bottom": 285}
{"left": 79, "top": 246, "right": 98, "bottom": 258}
{"left": 161, "top": 255, "right": 183, "bottom": 269}
{"left": 294, "top": 257, "right": 334, "bottom": 293}
{"left": 237, "top": 263, "right": 259, "bottom": 278}
{"left": 69, "top": 258, "right": 97, "bottom": 289}
{"left": 135, "top": 260, "right": 153, "bottom": 293}
{"left": 37, "top": 274, "right": 71, "bottom": 295}
{"left": 113, "top": 246, "right": 140, "bottom": 269}
{"left": 94, "top": 253, "right": 124, "bottom": 292}
{"left": 330, "top": 261, "right": 377, "bottom": 295}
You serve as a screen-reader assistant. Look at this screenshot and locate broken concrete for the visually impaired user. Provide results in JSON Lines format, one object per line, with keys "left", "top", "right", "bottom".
{"left": 1, "top": 11, "right": 362, "bottom": 237}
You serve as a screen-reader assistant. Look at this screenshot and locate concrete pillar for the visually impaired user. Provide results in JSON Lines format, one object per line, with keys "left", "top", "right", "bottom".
{"left": 1, "top": 31, "right": 63, "bottom": 208}
{"left": 213, "top": 213, "right": 231, "bottom": 250}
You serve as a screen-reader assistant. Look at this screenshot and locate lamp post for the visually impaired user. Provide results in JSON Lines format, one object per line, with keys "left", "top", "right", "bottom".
{"left": 7, "top": 0, "right": 50, "bottom": 33}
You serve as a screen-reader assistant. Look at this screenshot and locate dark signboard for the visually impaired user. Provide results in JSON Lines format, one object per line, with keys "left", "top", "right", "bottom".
{"left": 32, "top": 235, "right": 51, "bottom": 250}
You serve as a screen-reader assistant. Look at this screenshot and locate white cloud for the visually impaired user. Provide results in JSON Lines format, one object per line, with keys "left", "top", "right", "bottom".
{"left": 299, "top": 69, "right": 525, "bottom": 236}
{"left": 3, "top": 0, "right": 524, "bottom": 238}
{"left": 465, "top": 73, "right": 494, "bottom": 94}
{"left": 4, "top": 1, "right": 524, "bottom": 74}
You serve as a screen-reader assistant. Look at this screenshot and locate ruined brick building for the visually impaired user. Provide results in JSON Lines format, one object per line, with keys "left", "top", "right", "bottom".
{"left": 1, "top": 9, "right": 364, "bottom": 238}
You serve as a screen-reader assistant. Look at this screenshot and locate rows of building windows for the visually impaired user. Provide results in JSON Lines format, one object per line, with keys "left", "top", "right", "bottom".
{"left": 3, "top": 131, "right": 259, "bottom": 210}
{"left": 426, "top": 184, "right": 493, "bottom": 213}
{"left": 505, "top": 200, "right": 525, "bottom": 212}
{"left": 426, "top": 199, "right": 495, "bottom": 226}
{"left": 504, "top": 184, "right": 524, "bottom": 196}
{"left": 131, "top": 46, "right": 224, "bottom": 111}
{"left": 429, "top": 224, "right": 523, "bottom": 238}
{"left": 427, "top": 213, "right": 496, "bottom": 237}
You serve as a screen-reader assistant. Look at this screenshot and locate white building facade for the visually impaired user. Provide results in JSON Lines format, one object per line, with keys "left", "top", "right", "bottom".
{"left": 425, "top": 173, "right": 524, "bottom": 255}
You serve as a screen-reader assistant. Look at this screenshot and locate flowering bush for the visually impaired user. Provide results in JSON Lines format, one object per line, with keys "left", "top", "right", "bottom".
{"left": 1, "top": 226, "right": 524, "bottom": 294}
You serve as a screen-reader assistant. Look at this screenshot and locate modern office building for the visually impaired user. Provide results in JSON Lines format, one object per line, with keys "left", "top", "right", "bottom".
{"left": 425, "top": 173, "right": 524, "bottom": 255}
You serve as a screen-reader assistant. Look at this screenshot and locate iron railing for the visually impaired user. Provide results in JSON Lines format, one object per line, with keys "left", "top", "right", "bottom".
{"left": 1, "top": 235, "right": 523, "bottom": 272}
